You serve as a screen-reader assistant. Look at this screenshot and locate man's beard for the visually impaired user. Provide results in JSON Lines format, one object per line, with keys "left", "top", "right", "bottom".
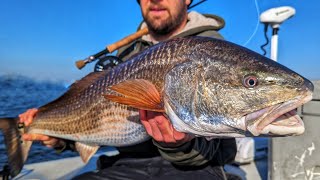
{"left": 144, "top": 6, "right": 187, "bottom": 35}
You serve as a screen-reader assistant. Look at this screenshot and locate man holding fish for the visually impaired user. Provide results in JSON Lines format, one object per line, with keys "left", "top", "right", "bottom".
{"left": 19, "top": 0, "right": 239, "bottom": 179}
{"left": 16, "top": 0, "right": 313, "bottom": 179}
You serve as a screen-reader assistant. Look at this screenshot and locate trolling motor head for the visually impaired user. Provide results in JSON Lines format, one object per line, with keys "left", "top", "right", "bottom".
{"left": 260, "top": 6, "right": 296, "bottom": 28}
{"left": 259, "top": 6, "right": 296, "bottom": 61}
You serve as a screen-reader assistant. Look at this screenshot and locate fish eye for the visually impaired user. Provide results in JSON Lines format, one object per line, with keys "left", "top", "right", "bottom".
{"left": 243, "top": 75, "right": 258, "bottom": 88}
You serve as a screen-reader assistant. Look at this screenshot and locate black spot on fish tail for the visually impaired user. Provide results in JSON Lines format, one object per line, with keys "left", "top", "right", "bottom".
{"left": 0, "top": 117, "right": 32, "bottom": 178}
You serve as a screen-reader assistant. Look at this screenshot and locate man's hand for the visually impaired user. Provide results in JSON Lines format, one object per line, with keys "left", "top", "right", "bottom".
{"left": 19, "top": 108, "right": 65, "bottom": 149}
{"left": 139, "top": 110, "right": 194, "bottom": 148}
{"left": 19, "top": 108, "right": 38, "bottom": 126}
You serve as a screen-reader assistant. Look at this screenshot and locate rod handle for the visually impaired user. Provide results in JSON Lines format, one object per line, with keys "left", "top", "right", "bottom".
{"left": 107, "top": 27, "right": 149, "bottom": 53}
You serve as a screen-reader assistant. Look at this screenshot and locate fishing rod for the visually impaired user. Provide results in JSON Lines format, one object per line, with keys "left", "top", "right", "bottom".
{"left": 75, "top": 0, "right": 207, "bottom": 70}
{"left": 75, "top": 27, "right": 148, "bottom": 69}
{"left": 188, "top": 0, "right": 207, "bottom": 9}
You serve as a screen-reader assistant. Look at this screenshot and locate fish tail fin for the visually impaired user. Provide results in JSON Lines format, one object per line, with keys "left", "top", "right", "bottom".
{"left": 0, "top": 117, "right": 32, "bottom": 178}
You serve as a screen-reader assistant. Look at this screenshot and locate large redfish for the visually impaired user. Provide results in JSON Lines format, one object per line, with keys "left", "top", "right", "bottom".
{"left": 0, "top": 36, "right": 313, "bottom": 177}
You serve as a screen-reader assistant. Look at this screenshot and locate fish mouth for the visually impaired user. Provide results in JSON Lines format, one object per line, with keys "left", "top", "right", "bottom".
{"left": 246, "top": 92, "right": 313, "bottom": 136}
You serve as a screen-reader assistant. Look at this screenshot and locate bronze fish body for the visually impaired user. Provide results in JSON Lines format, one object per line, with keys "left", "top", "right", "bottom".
{"left": 0, "top": 36, "right": 313, "bottom": 177}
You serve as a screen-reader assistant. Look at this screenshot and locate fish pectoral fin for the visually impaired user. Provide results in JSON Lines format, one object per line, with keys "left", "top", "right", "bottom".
{"left": 75, "top": 142, "right": 99, "bottom": 163}
{"left": 104, "top": 79, "right": 165, "bottom": 112}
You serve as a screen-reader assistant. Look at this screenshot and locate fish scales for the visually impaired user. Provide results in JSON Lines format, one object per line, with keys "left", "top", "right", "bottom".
{"left": 27, "top": 37, "right": 194, "bottom": 146}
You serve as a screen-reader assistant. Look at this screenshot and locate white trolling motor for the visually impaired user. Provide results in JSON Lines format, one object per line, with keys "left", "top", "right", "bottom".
{"left": 259, "top": 6, "right": 296, "bottom": 61}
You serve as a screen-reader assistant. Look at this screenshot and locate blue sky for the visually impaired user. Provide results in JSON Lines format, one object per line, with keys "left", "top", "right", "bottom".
{"left": 0, "top": 0, "right": 319, "bottom": 83}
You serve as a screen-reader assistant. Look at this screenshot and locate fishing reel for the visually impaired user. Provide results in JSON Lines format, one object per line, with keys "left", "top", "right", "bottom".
{"left": 94, "top": 55, "right": 122, "bottom": 72}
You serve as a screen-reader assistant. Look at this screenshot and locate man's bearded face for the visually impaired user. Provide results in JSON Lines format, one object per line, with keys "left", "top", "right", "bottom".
{"left": 140, "top": 0, "right": 188, "bottom": 34}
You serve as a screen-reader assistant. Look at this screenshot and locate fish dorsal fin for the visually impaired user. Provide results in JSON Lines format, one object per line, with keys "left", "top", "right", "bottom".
{"left": 75, "top": 142, "right": 99, "bottom": 163}
{"left": 104, "top": 79, "right": 164, "bottom": 112}
{"left": 39, "top": 71, "right": 107, "bottom": 112}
